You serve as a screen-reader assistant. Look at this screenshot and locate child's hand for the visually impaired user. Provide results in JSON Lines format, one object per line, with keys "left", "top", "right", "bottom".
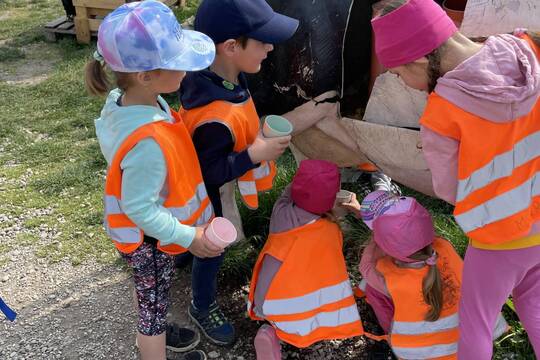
{"left": 188, "top": 226, "right": 223, "bottom": 258}
{"left": 339, "top": 193, "right": 361, "bottom": 217}
{"left": 248, "top": 133, "right": 291, "bottom": 163}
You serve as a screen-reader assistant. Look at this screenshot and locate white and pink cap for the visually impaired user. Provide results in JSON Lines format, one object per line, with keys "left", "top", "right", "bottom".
{"left": 360, "top": 191, "right": 435, "bottom": 263}
{"left": 97, "top": 0, "right": 215, "bottom": 73}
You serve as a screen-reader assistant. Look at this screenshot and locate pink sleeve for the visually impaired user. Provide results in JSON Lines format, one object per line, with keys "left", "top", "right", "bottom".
{"left": 359, "top": 240, "right": 389, "bottom": 296}
{"left": 420, "top": 125, "right": 459, "bottom": 205}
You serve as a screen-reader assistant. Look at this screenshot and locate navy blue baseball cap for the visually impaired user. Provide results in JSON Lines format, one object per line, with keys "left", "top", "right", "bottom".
{"left": 194, "top": 0, "right": 299, "bottom": 44}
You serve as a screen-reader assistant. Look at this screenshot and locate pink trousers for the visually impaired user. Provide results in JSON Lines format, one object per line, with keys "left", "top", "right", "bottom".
{"left": 458, "top": 244, "right": 540, "bottom": 359}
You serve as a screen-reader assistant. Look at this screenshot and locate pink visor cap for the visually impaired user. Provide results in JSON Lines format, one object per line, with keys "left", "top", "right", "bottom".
{"left": 371, "top": 0, "right": 457, "bottom": 68}
{"left": 360, "top": 191, "right": 435, "bottom": 262}
{"left": 291, "top": 159, "right": 340, "bottom": 215}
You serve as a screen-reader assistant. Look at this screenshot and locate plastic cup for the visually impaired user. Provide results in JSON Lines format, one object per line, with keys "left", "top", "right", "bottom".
{"left": 205, "top": 217, "right": 237, "bottom": 249}
{"left": 262, "top": 115, "right": 293, "bottom": 138}
{"left": 335, "top": 190, "right": 354, "bottom": 204}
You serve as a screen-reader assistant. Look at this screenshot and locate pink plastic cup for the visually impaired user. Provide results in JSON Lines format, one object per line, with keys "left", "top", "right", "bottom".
{"left": 205, "top": 217, "right": 237, "bottom": 249}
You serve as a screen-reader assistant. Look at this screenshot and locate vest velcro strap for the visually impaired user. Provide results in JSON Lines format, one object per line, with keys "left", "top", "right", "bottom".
{"left": 262, "top": 279, "right": 354, "bottom": 316}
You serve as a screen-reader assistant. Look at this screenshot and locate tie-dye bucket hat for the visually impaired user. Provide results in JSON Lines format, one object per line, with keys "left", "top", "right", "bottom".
{"left": 97, "top": 0, "right": 215, "bottom": 73}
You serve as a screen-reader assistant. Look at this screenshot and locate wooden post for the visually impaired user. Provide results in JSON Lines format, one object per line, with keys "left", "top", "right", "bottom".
{"left": 74, "top": 6, "right": 91, "bottom": 44}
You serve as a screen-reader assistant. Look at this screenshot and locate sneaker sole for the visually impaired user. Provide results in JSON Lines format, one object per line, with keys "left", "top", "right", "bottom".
{"left": 135, "top": 331, "right": 201, "bottom": 353}
{"left": 167, "top": 330, "right": 200, "bottom": 353}
{"left": 188, "top": 309, "right": 235, "bottom": 346}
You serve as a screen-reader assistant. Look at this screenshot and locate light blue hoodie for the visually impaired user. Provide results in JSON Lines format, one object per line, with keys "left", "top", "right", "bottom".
{"left": 95, "top": 89, "right": 196, "bottom": 248}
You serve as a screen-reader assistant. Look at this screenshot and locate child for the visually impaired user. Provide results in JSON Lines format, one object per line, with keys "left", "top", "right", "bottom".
{"left": 85, "top": 2, "right": 221, "bottom": 359}
{"left": 371, "top": 0, "right": 540, "bottom": 358}
{"left": 247, "top": 159, "right": 363, "bottom": 359}
{"left": 177, "top": 0, "right": 299, "bottom": 345}
{"left": 349, "top": 191, "right": 507, "bottom": 359}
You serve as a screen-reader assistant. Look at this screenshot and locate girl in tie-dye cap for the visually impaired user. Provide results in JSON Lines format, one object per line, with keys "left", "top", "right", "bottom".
{"left": 85, "top": 1, "right": 218, "bottom": 359}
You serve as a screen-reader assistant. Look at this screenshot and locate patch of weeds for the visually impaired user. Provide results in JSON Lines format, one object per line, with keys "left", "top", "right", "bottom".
{"left": 24, "top": 217, "right": 45, "bottom": 229}
{"left": 494, "top": 304, "right": 535, "bottom": 359}
{"left": 15, "top": 232, "right": 39, "bottom": 246}
{"left": 0, "top": 257, "right": 8, "bottom": 267}
{"left": 0, "top": 45, "right": 25, "bottom": 62}
{"left": 0, "top": 243, "right": 10, "bottom": 254}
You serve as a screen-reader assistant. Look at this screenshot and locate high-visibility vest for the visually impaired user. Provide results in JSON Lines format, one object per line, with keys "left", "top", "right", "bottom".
{"left": 181, "top": 98, "right": 276, "bottom": 209}
{"left": 247, "top": 218, "right": 364, "bottom": 348}
{"left": 420, "top": 34, "right": 540, "bottom": 245}
{"left": 104, "top": 110, "right": 213, "bottom": 255}
{"left": 377, "top": 238, "right": 508, "bottom": 359}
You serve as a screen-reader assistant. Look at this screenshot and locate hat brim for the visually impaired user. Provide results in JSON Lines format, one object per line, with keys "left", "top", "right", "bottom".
{"left": 161, "top": 29, "right": 216, "bottom": 72}
{"left": 247, "top": 12, "right": 299, "bottom": 44}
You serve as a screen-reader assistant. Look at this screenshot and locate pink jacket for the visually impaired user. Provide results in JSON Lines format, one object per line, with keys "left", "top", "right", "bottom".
{"left": 422, "top": 32, "right": 540, "bottom": 205}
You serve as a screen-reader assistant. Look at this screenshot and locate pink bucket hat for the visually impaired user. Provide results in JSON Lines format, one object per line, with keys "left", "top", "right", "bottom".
{"left": 360, "top": 191, "right": 435, "bottom": 262}
{"left": 291, "top": 160, "right": 340, "bottom": 215}
{"left": 371, "top": 0, "right": 457, "bottom": 68}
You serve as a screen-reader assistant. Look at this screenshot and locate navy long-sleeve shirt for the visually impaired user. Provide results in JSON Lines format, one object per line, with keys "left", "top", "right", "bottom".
{"left": 180, "top": 70, "right": 259, "bottom": 216}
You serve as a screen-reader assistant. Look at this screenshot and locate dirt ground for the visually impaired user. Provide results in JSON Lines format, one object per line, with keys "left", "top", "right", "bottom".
{"left": 0, "top": 241, "right": 393, "bottom": 360}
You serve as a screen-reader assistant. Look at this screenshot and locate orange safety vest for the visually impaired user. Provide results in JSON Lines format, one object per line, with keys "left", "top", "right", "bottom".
{"left": 104, "top": 110, "right": 213, "bottom": 255}
{"left": 377, "top": 238, "right": 508, "bottom": 359}
{"left": 247, "top": 218, "right": 364, "bottom": 348}
{"left": 420, "top": 35, "right": 540, "bottom": 245}
{"left": 180, "top": 98, "right": 276, "bottom": 209}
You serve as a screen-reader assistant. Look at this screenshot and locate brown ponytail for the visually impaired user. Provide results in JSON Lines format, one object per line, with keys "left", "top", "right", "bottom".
{"left": 409, "top": 245, "right": 443, "bottom": 321}
{"left": 85, "top": 59, "right": 111, "bottom": 96}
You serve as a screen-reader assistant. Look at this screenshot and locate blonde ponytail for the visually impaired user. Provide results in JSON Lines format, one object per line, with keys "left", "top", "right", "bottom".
{"left": 85, "top": 59, "right": 111, "bottom": 96}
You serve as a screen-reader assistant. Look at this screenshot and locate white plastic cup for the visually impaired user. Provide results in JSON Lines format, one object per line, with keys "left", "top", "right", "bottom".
{"left": 335, "top": 189, "right": 354, "bottom": 204}
{"left": 262, "top": 115, "right": 293, "bottom": 138}
{"left": 205, "top": 217, "right": 237, "bottom": 249}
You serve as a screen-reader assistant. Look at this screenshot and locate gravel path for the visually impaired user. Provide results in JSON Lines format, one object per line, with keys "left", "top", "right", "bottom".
{"left": 0, "top": 211, "right": 392, "bottom": 360}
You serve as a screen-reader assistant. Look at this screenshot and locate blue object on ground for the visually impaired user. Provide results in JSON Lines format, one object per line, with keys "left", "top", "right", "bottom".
{"left": 0, "top": 296, "right": 16, "bottom": 322}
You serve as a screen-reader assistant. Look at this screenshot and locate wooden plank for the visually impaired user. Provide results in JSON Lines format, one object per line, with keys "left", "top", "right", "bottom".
{"left": 57, "top": 21, "right": 74, "bottom": 30}
{"left": 88, "top": 18, "right": 101, "bottom": 32}
{"left": 74, "top": 6, "right": 91, "bottom": 44}
{"left": 45, "top": 16, "right": 68, "bottom": 29}
{"left": 86, "top": 8, "right": 110, "bottom": 17}
{"left": 73, "top": 0, "right": 124, "bottom": 10}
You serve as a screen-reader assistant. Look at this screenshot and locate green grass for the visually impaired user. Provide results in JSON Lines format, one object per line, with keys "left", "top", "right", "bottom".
{"left": 0, "top": 0, "right": 533, "bottom": 357}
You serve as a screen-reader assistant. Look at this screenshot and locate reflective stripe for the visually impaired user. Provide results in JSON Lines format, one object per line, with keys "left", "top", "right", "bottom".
{"left": 169, "top": 183, "right": 208, "bottom": 221}
{"left": 104, "top": 195, "right": 122, "bottom": 214}
{"left": 457, "top": 131, "right": 540, "bottom": 202}
{"left": 195, "top": 203, "right": 213, "bottom": 226}
{"left": 494, "top": 314, "right": 508, "bottom": 339}
{"left": 107, "top": 227, "right": 141, "bottom": 244}
{"left": 455, "top": 171, "right": 540, "bottom": 233}
{"left": 358, "top": 279, "right": 367, "bottom": 291}
{"left": 392, "top": 313, "right": 459, "bottom": 335}
{"left": 393, "top": 342, "right": 457, "bottom": 359}
{"left": 238, "top": 180, "right": 257, "bottom": 196}
{"left": 253, "top": 162, "right": 271, "bottom": 179}
{"left": 273, "top": 303, "right": 360, "bottom": 336}
{"left": 262, "top": 280, "right": 353, "bottom": 315}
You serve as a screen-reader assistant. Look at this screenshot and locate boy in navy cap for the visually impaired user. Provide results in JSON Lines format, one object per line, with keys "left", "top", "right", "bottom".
{"left": 178, "top": 0, "right": 299, "bottom": 347}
